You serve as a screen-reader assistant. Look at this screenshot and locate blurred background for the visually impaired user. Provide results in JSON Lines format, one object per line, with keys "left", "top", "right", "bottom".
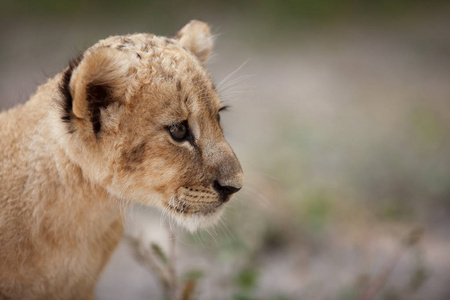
{"left": 1, "top": 1, "right": 450, "bottom": 299}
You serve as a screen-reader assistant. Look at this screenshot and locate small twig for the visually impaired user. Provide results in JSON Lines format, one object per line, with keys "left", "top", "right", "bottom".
{"left": 167, "top": 225, "right": 178, "bottom": 300}
{"left": 356, "top": 228, "right": 424, "bottom": 300}
{"left": 181, "top": 280, "right": 197, "bottom": 300}
{"left": 357, "top": 250, "right": 403, "bottom": 300}
{"left": 125, "top": 235, "right": 172, "bottom": 298}
{"left": 126, "top": 223, "right": 201, "bottom": 300}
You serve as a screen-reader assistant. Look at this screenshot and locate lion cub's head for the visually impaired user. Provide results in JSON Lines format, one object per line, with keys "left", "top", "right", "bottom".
{"left": 56, "top": 20, "right": 243, "bottom": 231}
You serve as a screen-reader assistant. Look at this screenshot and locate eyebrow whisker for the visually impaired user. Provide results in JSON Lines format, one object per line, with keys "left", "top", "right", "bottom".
{"left": 219, "top": 105, "right": 230, "bottom": 112}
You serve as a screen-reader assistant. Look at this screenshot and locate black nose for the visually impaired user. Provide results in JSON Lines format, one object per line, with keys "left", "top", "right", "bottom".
{"left": 213, "top": 180, "right": 241, "bottom": 197}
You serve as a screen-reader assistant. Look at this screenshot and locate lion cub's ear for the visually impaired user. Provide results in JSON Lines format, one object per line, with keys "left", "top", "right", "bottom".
{"left": 176, "top": 20, "right": 213, "bottom": 66}
{"left": 69, "top": 48, "right": 132, "bottom": 134}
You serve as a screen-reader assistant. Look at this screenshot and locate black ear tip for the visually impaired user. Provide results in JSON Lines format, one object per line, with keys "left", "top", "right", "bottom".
{"left": 59, "top": 54, "right": 84, "bottom": 124}
{"left": 86, "top": 83, "right": 114, "bottom": 136}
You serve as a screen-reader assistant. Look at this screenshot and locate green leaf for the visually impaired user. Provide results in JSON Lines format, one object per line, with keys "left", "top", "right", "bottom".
{"left": 151, "top": 243, "right": 168, "bottom": 265}
{"left": 184, "top": 270, "right": 204, "bottom": 281}
{"left": 235, "top": 267, "right": 258, "bottom": 291}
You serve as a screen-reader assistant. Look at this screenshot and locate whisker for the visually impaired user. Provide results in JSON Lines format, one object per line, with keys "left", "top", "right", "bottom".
{"left": 216, "top": 60, "right": 249, "bottom": 92}
{"left": 241, "top": 185, "right": 271, "bottom": 208}
{"left": 218, "top": 74, "right": 254, "bottom": 93}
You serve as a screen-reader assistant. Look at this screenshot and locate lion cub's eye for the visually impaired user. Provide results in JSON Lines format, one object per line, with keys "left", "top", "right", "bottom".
{"left": 217, "top": 105, "right": 229, "bottom": 123}
{"left": 168, "top": 121, "right": 188, "bottom": 142}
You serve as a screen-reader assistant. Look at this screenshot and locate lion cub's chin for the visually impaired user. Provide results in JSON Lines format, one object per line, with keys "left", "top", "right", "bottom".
{"left": 171, "top": 208, "right": 225, "bottom": 232}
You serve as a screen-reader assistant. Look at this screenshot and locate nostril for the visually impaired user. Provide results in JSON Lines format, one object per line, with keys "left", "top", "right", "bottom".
{"left": 213, "top": 180, "right": 241, "bottom": 196}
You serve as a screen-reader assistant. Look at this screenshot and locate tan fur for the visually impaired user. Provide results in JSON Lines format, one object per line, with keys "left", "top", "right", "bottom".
{"left": 0, "top": 20, "right": 243, "bottom": 300}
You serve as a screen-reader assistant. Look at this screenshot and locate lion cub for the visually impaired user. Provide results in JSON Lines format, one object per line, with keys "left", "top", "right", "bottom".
{"left": 0, "top": 20, "right": 243, "bottom": 300}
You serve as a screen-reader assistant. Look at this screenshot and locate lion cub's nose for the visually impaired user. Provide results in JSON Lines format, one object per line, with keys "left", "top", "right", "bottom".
{"left": 213, "top": 180, "right": 241, "bottom": 197}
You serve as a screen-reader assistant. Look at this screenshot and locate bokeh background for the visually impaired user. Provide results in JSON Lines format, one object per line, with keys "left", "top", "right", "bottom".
{"left": 1, "top": 1, "right": 450, "bottom": 299}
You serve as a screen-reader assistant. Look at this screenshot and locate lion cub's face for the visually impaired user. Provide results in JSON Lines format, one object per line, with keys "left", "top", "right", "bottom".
{"left": 59, "top": 21, "right": 243, "bottom": 231}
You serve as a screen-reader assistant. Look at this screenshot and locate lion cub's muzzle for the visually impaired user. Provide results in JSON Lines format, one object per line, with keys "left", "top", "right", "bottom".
{"left": 209, "top": 143, "right": 244, "bottom": 203}
{"left": 168, "top": 140, "right": 243, "bottom": 224}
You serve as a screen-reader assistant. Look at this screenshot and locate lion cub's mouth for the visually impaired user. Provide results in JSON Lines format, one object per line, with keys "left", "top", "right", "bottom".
{"left": 166, "top": 186, "right": 226, "bottom": 216}
{"left": 166, "top": 198, "right": 223, "bottom": 215}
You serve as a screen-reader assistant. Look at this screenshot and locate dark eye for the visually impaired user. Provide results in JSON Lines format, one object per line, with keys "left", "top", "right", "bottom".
{"left": 168, "top": 121, "right": 188, "bottom": 142}
{"left": 217, "top": 105, "right": 229, "bottom": 123}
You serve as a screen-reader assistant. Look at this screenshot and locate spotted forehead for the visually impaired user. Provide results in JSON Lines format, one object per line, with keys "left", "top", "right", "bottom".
{"left": 93, "top": 33, "right": 170, "bottom": 54}
{"left": 94, "top": 34, "right": 211, "bottom": 83}
{"left": 89, "top": 33, "right": 221, "bottom": 113}
{"left": 91, "top": 33, "right": 204, "bottom": 73}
